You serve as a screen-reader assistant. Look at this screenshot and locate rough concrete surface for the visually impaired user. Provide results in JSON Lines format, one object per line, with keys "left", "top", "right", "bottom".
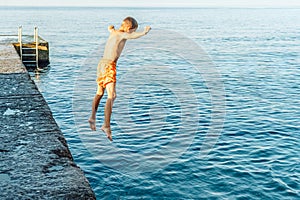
{"left": 0, "top": 43, "right": 96, "bottom": 199}
{"left": 0, "top": 44, "right": 27, "bottom": 73}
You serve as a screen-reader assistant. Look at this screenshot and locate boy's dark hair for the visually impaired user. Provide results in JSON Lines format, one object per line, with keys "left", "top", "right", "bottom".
{"left": 123, "top": 17, "right": 138, "bottom": 30}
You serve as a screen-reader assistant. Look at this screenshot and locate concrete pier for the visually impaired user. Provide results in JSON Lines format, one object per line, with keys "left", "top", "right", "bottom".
{"left": 0, "top": 43, "right": 96, "bottom": 199}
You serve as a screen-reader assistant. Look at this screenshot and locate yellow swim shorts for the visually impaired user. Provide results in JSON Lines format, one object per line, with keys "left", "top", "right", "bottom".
{"left": 96, "top": 59, "right": 117, "bottom": 89}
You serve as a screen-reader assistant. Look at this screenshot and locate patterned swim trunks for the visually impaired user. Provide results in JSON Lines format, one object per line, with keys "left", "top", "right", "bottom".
{"left": 96, "top": 59, "right": 117, "bottom": 90}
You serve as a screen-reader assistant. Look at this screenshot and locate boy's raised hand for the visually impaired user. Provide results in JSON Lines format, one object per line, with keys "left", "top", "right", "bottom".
{"left": 144, "top": 26, "right": 151, "bottom": 34}
{"left": 108, "top": 25, "right": 115, "bottom": 32}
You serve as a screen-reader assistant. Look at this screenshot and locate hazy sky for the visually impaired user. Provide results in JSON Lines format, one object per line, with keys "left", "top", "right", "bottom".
{"left": 0, "top": 0, "right": 300, "bottom": 7}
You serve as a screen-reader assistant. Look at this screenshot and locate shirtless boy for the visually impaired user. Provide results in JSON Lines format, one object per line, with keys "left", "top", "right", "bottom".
{"left": 89, "top": 17, "right": 151, "bottom": 141}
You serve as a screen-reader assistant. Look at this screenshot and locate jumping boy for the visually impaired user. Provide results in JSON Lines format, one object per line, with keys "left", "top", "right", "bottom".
{"left": 89, "top": 17, "right": 151, "bottom": 141}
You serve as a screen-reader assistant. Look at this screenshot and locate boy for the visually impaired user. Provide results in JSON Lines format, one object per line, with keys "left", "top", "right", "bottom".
{"left": 89, "top": 17, "right": 151, "bottom": 141}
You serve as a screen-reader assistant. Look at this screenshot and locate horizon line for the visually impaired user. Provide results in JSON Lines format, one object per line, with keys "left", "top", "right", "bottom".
{"left": 1, "top": 5, "right": 300, "bottom": 9}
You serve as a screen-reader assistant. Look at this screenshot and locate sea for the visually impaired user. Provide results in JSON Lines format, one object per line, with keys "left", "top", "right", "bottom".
{"left": 0, "top": 7, "right": 299, "bottom": 199}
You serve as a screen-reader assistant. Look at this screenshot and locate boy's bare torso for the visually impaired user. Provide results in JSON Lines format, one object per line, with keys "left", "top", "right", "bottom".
{"left": 102, "top": 30, "right": 127, "bottom": 62}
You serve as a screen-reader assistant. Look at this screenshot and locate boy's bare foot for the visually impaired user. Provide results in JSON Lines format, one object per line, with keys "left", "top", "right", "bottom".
{"left": 101, "top": 126, "right": 113, "bottom": 141}
{"left": 88, "top": 118, "right": 96, "bottom": 131}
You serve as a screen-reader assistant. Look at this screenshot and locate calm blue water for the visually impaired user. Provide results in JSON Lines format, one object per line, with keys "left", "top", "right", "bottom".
{"left": 1, "top": 7, "right": 299, "bottom": 199}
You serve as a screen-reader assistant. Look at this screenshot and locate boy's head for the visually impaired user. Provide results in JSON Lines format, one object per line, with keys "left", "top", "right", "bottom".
{"left": 121, "top": 17, "right": 138, "bottom": 32}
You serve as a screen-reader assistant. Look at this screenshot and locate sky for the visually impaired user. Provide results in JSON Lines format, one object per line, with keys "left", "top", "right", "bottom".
{"left": 0, "top": 0, "right": 300, "bottom": 8}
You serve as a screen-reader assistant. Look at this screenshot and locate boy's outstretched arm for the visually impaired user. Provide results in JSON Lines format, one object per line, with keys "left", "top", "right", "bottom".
{"left": 123, "top": 26, "right": 151, "bottom": 39}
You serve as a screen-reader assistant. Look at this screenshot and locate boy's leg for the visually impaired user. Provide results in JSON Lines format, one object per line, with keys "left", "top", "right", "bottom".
{"left": 101, "top": 82, "right": 116, "bottom": 141}
{"left": 89, "top": 86, "right": 104, "bottom": 131}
